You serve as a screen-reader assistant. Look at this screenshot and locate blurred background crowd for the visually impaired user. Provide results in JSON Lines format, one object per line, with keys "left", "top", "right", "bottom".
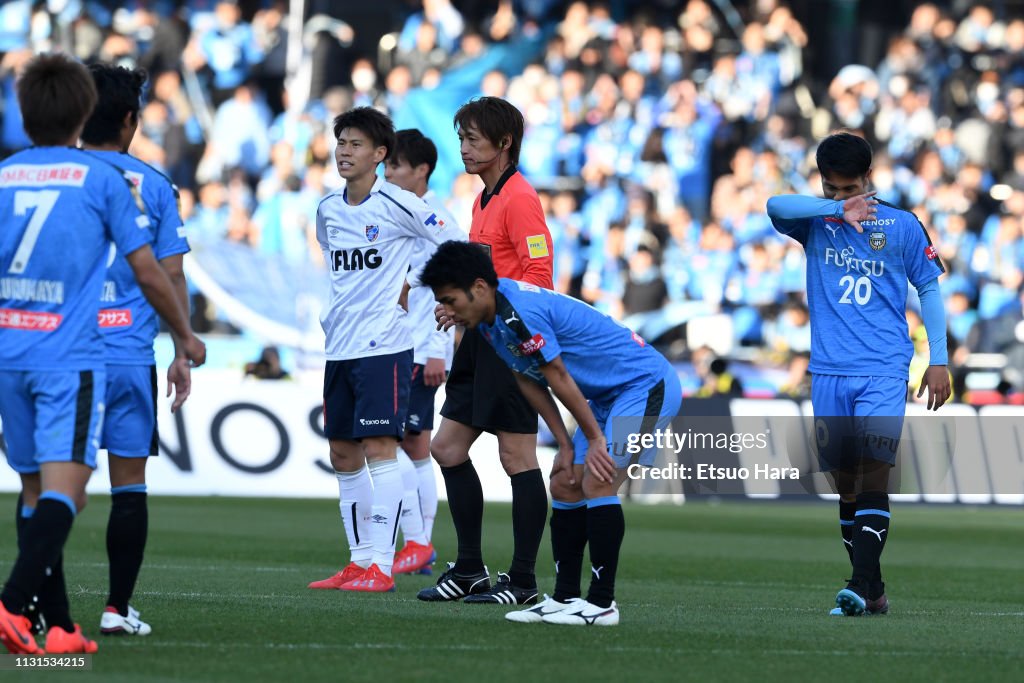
{"left": 0, "top": 0, "right": 1021, "bottom": 404}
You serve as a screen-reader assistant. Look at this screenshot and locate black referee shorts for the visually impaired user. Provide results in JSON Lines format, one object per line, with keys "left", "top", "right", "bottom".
{"left": 440, "top": 327, "right": 538, "bottom": 435}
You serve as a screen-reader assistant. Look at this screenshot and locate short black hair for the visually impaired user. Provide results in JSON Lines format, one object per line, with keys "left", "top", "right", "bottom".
{"left": 816, "top": 132, "right": 873, "bottom": 178}
{"left": 393, "top": 129, "right": 438, "bottom": 179}
{"left": 453, "top": 96, "right": 524, "bottom": 165}
{"left": 17, "top": 53, "right": 97, "bottom": 146}
{"left": 421, "top": 240, "right": 498, "bottom": 292}
{"left": 332, "top": 107, "right": 395, "bottom": 161}
{"left": 82, "top": 63, "right": 147, "bottom": 146}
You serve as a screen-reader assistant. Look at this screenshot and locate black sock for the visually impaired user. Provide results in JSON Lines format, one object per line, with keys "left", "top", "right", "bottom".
{"left": 508, "top": 469, "right": 546, "bottom": 588}
{"left": 550, "top": 502, "right": 588, "bottom": 602}
{"left": 584, "top": 500, "right": 625, "bottom": 609}
{"left": 106, "top": 491, "right": 149, "bottom": 616}
{"left": 38, "top": 554, "right": 73, "bottom": 632}
{"left": 0, "top": 497, "right": 75, "bottom": 615}
{"left": 839, "top": 500, "right": 856, "bottom": 566}
{"left": 440, "top": 460, "right": 485, "bottom": 574}
{"left": 851, "top": 492, "right": 890, "bottom": 590}
{"left": 14, "top": 494, "right": 28, "bottom": 550}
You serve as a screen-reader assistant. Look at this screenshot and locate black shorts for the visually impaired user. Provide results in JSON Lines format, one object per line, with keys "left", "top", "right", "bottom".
{"left": 406, "top": 363, "right": 441, "bottom": 434}
{"left": 323, "top": 350, "right": 412, "bottom": 441}
{"left": 440, "top": 327, "right": 538, "bottom": 435}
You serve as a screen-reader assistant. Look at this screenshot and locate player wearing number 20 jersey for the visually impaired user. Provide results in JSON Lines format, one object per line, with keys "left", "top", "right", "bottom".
{"left": 768, "top": 196, "right": 944, "bottom": 381}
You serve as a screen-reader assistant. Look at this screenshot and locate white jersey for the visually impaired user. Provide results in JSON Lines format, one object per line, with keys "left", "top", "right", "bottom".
{"left": 316, "top": 176, "right": 464, "bottom": 360}
{"left": 409, "top": 190, "right": 464, "bottom": 368}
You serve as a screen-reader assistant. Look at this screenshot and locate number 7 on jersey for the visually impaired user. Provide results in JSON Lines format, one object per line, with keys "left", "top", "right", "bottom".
{"left": 8, "top": 189, "right": 60, "bottom": 274}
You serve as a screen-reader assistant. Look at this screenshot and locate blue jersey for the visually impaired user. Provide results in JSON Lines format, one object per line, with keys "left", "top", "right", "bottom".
{"left": 478, "top": 279, "right": 672, "bottom": 405}
{"left": 0, "top": 147, "right": 150, "bottom": 370}
{"left": 769, "top": 198, "right": 944, "bottom": 380}
{"left": 88, "top": 151, "right": 189, "bottom": 364}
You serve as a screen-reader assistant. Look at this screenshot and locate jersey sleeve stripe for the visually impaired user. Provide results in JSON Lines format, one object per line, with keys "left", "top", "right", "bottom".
{"left": 378, "top": 190, "right": 414, "bottom": 218}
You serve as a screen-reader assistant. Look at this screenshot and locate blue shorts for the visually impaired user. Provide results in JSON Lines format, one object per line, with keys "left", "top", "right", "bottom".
{"left": 324, "top": 350, "right": 412, "bottom": 441}
{"left": 572, "top": 368, "right": 683, "bottom": 469}
{"left": 811, "top": 374, "right": 907, "bottom": 470}
{"left": 101, "top": 364, "right": 158, "bottom": 458}
{"left": 0, "top": 368, "right": 107, "bottom": 474}
{"left": 406, "top": 363, "right": 442, "bottom": 435}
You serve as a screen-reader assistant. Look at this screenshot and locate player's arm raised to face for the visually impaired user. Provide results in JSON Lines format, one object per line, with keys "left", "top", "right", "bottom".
{"left": 506, "top": 192, "right": 554, "bottom": 288}
{"left": 767, "top": 192, "right": 878, "bottom": 236}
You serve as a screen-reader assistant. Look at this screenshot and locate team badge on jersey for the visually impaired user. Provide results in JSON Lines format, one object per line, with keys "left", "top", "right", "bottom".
{"left": 868, "top": 231, "right": 886, "bottom": 251}
{"left": 365, "top": 225, "right": 380, "bottom": 242}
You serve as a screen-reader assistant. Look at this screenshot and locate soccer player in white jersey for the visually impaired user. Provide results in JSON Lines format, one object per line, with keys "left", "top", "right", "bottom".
{"left": 308, "top": 108, "right": 464, "bottom": 593}
{"left": 383, "top": 129, "right": 464, "bottom": 575}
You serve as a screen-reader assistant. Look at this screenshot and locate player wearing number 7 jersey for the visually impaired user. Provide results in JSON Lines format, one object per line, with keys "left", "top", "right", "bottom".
{"left": 0, "top": 53, "right": 204, "bottom": 656}
{"left": 766, "top": 132, "right": 949, "bottom": 618}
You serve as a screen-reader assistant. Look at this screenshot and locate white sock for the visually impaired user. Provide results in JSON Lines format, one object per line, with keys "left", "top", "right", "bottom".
{"left": 366, "top": 458, "right": 403, "bottom": 576}
{"left": 336, "top": 467, "right": 373, "bottom": 567}
{"left": 397, "top": 448, "right": 427, "bottom": 545}
{"left": 413, "top": 456, "right": 438, "bottom": 542}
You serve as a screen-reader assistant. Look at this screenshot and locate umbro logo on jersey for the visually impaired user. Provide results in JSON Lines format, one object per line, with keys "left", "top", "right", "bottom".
{"left": 332, "top": 248, "right": 382, "bottom": 271}
{"left": 365, "top": 225, "right": 380, "bottom": 242}
{"left": 370, "top": 514, "right": 389, "bottom": 524}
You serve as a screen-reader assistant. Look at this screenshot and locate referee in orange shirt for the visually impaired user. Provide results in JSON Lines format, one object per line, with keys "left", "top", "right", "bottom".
{"left": 418, "top": 97, "right": 553, "bottom": 605}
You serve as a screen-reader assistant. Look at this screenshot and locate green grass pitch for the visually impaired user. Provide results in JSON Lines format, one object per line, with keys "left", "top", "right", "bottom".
{"left": 0, "top": 494, "right": 1021, "bottom": 682}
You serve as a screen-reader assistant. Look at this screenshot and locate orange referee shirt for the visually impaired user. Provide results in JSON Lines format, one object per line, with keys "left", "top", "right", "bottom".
{"left": 469, "top": 167, "right": 553, "bottom": 288}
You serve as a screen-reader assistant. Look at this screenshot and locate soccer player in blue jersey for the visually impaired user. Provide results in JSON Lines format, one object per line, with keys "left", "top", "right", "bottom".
{"left": 421, "top": 240, "right": 682, "bottom": 626}
{"left": 80, "top": 63, "right": 194, "bottom": 637}
{"left": 0, "top": 53, "right": 205, "bottom": 655}
{"left": 308, "top": 108, "right": 464, "bottom": 593}
{"left": 767, "top": 132, "right": 950, "bottom": 617}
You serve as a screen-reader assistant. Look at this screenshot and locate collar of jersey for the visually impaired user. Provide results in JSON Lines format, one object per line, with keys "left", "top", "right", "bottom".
{"left": 480, "top": 165, "right": 517, "bottom": 210}
{"left": 342, "top": 175, "right": 385, "bottom": 206}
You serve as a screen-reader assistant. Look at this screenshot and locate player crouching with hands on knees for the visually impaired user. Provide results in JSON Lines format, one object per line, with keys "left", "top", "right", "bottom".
{"left": 421, "top": 241, "right": 682, "bottom": 626}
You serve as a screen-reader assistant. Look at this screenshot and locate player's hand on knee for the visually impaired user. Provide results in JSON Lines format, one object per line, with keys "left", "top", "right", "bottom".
{"left": 842, "top": 191, "right": 878, "bottom": 233}
{"left": 550, "top": 443, "right": 576, "bottom": 485}
{"left": 585, "top": 440, "right": 616, "bottom": 484}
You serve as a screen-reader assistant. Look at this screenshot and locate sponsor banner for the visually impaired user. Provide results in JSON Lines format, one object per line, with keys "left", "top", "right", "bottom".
{"left": 1, "top": 378, "right": 1020, "bottom": 504}
{"left": 0, "top": 371, "right": 533, "bottom": 501}
{"left": 625, "top": 399, "right": 1024, "bottom": 505}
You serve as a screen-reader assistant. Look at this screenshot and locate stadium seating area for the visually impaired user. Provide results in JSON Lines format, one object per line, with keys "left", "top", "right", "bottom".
{"left": 0, "top": 0, "right": 1020, "bottom": 403}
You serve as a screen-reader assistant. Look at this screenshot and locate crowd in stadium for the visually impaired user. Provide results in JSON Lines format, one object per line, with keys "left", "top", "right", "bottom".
{"left": 0, "top": 0, "right": 1021, "bottom": 403}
